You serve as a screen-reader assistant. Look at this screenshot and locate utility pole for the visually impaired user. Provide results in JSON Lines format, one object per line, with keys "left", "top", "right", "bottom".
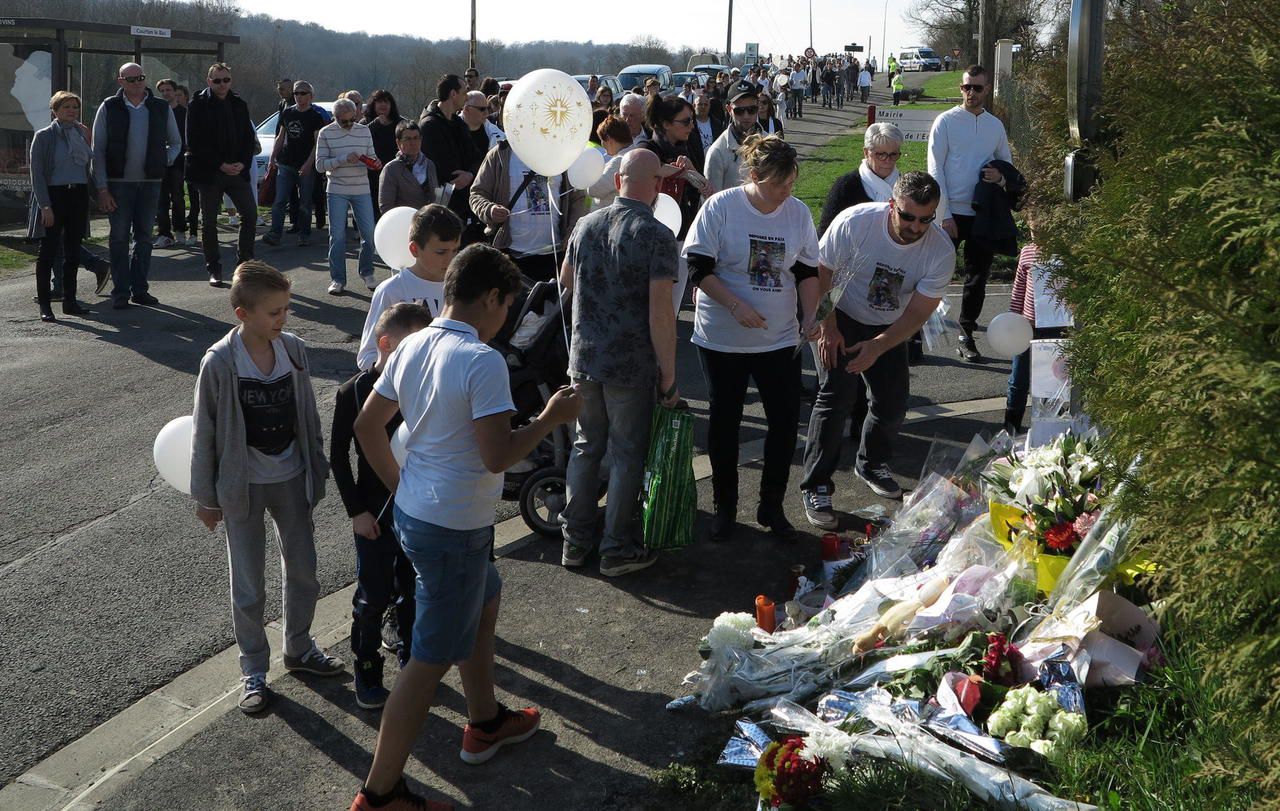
{"left": 809, "top": 0, "right": 814, "bottom": 50}
{"left": 979, "top": 0, "right": 996, "bottom": 70}
{"left": 469, "top": 0, "right": 477, "bottom": 71}
{"left": 881, "top": 0, "right": 889, "bottom": 67}
{"left": 726, "top": 0, "right": 733, "bottom": 65}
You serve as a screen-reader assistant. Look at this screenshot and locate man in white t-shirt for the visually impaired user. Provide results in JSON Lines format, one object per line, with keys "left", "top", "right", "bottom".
{"left": 799, "top": 172, "right": 955, "bottom": 523}
{"left": 349, "top": 244, "right": 581, "bottom": 811}
{"left": 927, "top": 64, "right": 1013, "bottom": 361}
{"left": 355, "top": 204, "right": 461, "bottom": 370}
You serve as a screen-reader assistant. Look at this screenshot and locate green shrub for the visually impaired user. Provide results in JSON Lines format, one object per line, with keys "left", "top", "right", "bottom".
{"left": 1021, "top": 0, "right": 1280, "bottom": 799}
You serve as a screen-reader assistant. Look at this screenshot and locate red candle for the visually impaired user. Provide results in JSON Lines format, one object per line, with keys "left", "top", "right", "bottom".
{"left": 820, "top": 533, "right": 840, "bottom": 561}
{"left": 755, "top": 594, "right": 776, "bottom": 633}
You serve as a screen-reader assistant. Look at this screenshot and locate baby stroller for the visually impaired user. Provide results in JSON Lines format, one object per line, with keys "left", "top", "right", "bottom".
{"left": 494, "top": 279, "right": 576, "bottom": 536}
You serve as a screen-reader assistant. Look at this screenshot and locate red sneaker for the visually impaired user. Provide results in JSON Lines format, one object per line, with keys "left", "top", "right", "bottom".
{"left": 459, "top": 705, "right": 542, "bottom": 764}
{"left": 348, "top": 778, "right": 453, "bottom": 810}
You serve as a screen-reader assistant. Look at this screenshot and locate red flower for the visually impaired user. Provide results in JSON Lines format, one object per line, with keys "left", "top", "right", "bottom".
{"left": 769, "top": 737, "right": 826, "bottom": 807}
{"left": 1044, "top": 521, "right": 1080, "bottom": 552}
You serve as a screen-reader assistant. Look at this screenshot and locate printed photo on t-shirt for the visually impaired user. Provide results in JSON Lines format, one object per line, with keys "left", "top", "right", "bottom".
{"left": 867, "top": 262, "right": 906, "bottom": 311}
{"left": 523, "top": 173, "right": 551, "bottom": 216}
{"left": 748, "top": 234, "right": 785, "bottom": 290}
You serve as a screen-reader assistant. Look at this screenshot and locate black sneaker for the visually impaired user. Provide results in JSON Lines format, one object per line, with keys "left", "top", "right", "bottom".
{"left": 801, "top": 486, "right": 838, "bottom": 530}
{"left": 262, "top": 232, "right": 280, "bottom": 246}
{"left": 239, "top": 673, "right": 271, "bottom": 714}
{"left": 856, "top": 464, "right": 902, "bottom": 499}
{"left": 131, "top": 293, "right": 159, "bottom": 306}
{"left": 957, "top": 335, "right": 981, "bottom": 362}
{"left": 709, "top": 506, "right": 736, "bottom": 542}
{"left": 599, "top": 547, "right": 658, "bottom": 577}
{"left": 283, "top": 646, "right": 345, "bottom": 676}
{"left": 561, "top": 540, "right": 590, "bottom": 568}
{"left": 354, "top": 658, "right": 389, "bottom": 709}
{"left": 756, "top": 503, "right": 796, "bottom": 540}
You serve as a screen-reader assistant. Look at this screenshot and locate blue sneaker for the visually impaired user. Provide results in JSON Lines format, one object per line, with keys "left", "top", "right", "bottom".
{"left": 354, "top": 657, "right": 389, "bottom": 710}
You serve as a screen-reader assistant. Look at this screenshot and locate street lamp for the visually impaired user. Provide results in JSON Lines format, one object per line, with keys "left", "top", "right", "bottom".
{"left": 881, "top": 0, "right": 889, "bottom": 67}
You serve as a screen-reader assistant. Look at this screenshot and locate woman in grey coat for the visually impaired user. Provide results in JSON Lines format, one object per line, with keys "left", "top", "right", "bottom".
{"left": 28, "top": 91, "right": 97, "bottom": 321}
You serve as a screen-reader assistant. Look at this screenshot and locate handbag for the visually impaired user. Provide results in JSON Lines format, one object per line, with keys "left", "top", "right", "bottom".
{"left": 257, "top": 163, "right": 277, "bottom": 207}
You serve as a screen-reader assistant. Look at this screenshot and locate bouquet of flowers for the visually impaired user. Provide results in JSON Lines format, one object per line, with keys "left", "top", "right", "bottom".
{"left": 984, "top": 431, "right": 1105, "bottom": 558}
{"left": 754, "top": 736, "right": 829, "bottom": 809}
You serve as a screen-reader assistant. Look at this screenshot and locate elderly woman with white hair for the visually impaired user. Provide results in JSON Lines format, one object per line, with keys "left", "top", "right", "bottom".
{"left": 817, "top": 122, "right": 905, "bottom": 235}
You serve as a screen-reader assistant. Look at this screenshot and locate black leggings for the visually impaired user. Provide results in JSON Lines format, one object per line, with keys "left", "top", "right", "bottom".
{"left": 697, "top": 345, "right": 802, "bottom": 511}
{"left": 35, "top": 184, "right": 89, "bottom": 307}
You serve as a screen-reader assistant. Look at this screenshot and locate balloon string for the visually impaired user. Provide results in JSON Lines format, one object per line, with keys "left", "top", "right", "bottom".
{"left": 548, "top": 177, "right": 572, "bottom": 353}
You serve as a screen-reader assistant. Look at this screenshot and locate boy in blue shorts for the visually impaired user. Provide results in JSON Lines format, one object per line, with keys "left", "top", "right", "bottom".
{"left": 332, "top": 302, "right": 433, "bottom": 709}
{"left": 191, "top": 261, "right": 345, "bottom": 715}
{"left": 348, "top": 244, "right": 581, "bottom": 811}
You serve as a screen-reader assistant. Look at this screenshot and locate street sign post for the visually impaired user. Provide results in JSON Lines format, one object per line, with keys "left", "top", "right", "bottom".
{"left": 804, "top": 47, "right": 817, "bottom": 59}
{"left": 745, "top": 42, "right": 759, "bottom": 63}
{"left": 843, "top": 43, "right": 864, "bottom": 52}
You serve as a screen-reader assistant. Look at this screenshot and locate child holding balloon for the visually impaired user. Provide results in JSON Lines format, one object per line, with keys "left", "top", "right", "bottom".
{"left": 331, "top": 302, "right": 433, "bottom": 709}
{"left": 190, "top": 260, "right": 345, "bottom": 715}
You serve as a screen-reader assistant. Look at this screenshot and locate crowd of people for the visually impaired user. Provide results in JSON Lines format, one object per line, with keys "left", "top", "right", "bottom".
{"left": 27, "top": 57, "right": 1024, "bottom": 811}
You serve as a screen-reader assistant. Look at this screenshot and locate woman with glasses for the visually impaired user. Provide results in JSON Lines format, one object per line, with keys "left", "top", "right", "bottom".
{"left": 683, "top": 135, "right": 820, "bottom": 542}
{"left": 635, "top": 95, "right": 709, "bottom": 312}
{"left": 704, "top": 87, "right": 762, "bottom": 194}
{"left": 363, "top": 89, "right": 405, "bottom": 218}
{"left": 757, "top": 93, "right": 784, "bottom": 138}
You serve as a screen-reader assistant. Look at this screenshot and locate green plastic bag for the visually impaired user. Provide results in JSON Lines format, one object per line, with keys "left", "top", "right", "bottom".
{"left": 642, "top": 404, "right": 697, "bottom": 550}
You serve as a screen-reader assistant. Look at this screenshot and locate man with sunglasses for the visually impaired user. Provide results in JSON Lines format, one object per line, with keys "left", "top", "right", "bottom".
{"left": 926, "top": 64, "right": 1013, "bottom": 361}
{"left": 799, "top": 172, "right": 954, "bottom": 512}
{"left": 186, "top": 62, "right": 258, "bottom": 287}
{"left": 704, "top": 87, "right": 762, "bottom": 194}
{"left": 265, "top": 82, "right": 326, "bottom": 248}
{"left": 91, "top": 62, "right": 182, "bottom": 308}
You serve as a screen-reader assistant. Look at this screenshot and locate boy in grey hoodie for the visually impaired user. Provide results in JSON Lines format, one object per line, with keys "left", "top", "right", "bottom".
{"left": 191, "top": 260, "right": 345, "bottom": 714}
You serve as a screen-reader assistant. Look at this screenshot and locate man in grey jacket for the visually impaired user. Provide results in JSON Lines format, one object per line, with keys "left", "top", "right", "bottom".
{"left": 704, "top": 87, "right": 763, "bottom": 194}
{"left": 91, "top": 62, "right": 181, "bottom": 308}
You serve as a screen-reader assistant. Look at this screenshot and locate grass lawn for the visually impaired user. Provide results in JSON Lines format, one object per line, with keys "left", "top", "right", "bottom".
{"left": 921, "top": 71, "right": 964, "bottom": 100}
{"left": 794, "top": 134, "right": 928, "bottom": 223}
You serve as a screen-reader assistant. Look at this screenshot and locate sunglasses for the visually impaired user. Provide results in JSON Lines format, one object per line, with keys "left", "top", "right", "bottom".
{"left": 960, "top": 84, "right": 985, "bottom": 92}
{"left": 733, "top": 105, "right": 759, "bottom": 115}
{"left": 895, "top": 209, "right": 937, "bottom": 224}
{"left": 211, "top": 77, "right": 232, "bottom": 85}
{"left": 292, "top": 90, "right": 311, "bottom": 96}
{"left": 671, "top": 116, "right": 693, "bottom": 126}
{"left": 122, "top": 75, "right": 146, "bottom": 83}
{"left": 466, "top": 104, "right": 490, "bottom": 112}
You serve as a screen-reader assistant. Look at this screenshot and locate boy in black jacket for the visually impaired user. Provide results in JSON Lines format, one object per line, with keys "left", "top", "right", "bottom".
{"left": 331, "top": 302, "right": 433, "bottom": 709}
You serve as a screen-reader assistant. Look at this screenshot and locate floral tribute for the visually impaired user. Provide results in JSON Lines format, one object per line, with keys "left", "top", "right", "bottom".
{"left": 754, "top": 736, "right": 828, "bottom": 809}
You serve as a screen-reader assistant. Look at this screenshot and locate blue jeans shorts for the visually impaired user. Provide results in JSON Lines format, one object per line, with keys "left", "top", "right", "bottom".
{"left": 394, "top": 506, "right": 502, "bottom": 665}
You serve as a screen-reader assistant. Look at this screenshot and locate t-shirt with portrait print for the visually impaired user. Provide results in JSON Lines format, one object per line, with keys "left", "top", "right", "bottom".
{"left": 819, "top": 202, "right": 954, "bottom": 326}
{"left": 684, "top": 186, "right": 819, "bottom": 353}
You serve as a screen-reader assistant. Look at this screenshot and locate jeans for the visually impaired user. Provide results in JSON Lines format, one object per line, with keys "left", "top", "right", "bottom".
{"left": 860, "top": 85, "right": 871, "bottom": 103}
{"left": 790, "top": 88, "right": 805, "bottom": 117}
{"left": 270, "top": 164, "right": 315, "bottom": 239}
{"left": 835, "top": 83, "right": 845, "bottom": 108}
{"left": 951, "top": 214, "right": 997, "bottom": 334}
{"left": 351, "top": 523, "right": 416, "bottom": 666}
{"left": 106, "top": 180, "right": 161, "bottom": 302}
{"left": 222, "top": 474, "right": 320, "bottom": 677}
{"left": 698, "top": 345, "right": 802, "bottom": 510}
{"left": 821, "top": 83, "right": 833, "bottom": 106}
{"left": 327, "top": 192, "right": 375, "bottom": 284}
{"left": 1006, "top": 347, "right": 1031, "bottom": 425}
{"left": 801, "top": 312, "right": 909, "bottom": 490}
{"left": 35, "top": 184, "right": 89, "bottom": 307}
{"left": 156, "top": 161, "right": 185, "bottom": 237}
{"left": 196, "top": 173, "right": 256, "bottom": 278}
{"left": 562, "top": 381, "right": 654, "bottom": 559}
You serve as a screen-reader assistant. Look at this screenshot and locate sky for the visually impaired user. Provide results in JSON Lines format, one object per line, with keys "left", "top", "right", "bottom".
{"left": 230, "top": 0, "right": 924, "bottom": 67}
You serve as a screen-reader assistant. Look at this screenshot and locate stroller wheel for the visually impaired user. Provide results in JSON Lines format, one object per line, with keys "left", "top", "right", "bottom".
{"left": 519, "top": 466, "right": 568, "bottom": 538}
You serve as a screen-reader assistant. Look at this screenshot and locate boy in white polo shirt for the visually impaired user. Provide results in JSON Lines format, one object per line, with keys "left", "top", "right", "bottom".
{"left": 348, "top": 244, "right": 581, "bottom": 811}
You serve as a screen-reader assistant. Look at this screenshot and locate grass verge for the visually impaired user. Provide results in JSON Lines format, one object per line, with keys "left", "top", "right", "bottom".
{"left": 921, "top": 71, "right": 964, "bottom": 100}
{"left": 794, "top": 134, "right": 928, "bottom": 223}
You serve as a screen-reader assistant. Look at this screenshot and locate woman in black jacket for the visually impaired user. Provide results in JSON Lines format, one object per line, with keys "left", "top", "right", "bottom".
{"left": 363, "top": 89, "right": 405, "bottom": 217}
{"left": 757, "top": 94, "right": 784, "bottom": 138}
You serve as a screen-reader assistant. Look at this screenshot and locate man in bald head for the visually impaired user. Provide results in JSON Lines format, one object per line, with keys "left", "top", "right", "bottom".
{"left": 555, "top": 148, "right": 678, "bottom": 579}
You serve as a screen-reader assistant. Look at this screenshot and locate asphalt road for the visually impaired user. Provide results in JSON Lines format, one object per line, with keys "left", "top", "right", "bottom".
{"left": 0, "top": 76, "right": 1009, "bottom": 791}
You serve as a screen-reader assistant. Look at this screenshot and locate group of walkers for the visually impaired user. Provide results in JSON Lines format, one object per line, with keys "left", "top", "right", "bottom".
{"left": 29, "top": 55, "right": 1021, "bottom": 811}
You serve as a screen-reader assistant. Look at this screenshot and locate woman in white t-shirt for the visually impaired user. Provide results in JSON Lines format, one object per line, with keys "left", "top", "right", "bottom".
{"left": 683, "top": 135, "right": 820, "bottom": 543}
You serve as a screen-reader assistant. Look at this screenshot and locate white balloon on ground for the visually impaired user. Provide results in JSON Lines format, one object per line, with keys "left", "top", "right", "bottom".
{"left": 503, "top": 69, "right": 594, "bottom": 177}
{"left": 566, "top": 147, "right": 605, "bottom": 189}
{"left": 153, "top": 415, "right": 193, "bottom": 495}
{"left": 391, "top": 422, "right": 409, "bottom": 467}
{"left": 373, "top": 206, "right": 418, "bottom": 270}
{"left": 986, "top": 312, "right": 1034, "bottom": 357}
{"left": 653, "top": 193, "right": 681, "bottom": 237}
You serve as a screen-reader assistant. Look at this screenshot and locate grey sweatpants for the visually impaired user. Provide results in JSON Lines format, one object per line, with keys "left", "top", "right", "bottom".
{"left": 223, "top": 473, "right": 320, "bottom": 677}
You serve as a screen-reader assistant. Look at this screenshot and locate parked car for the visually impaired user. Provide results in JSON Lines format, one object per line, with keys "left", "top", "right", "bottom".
{"left": 617, "top": 64, "right": 674, "bottom": 94}
{"left": 897, "top": 46, "right": 943, "bottom": 71}
{"left": 573, "top": 74, "right": 622, "bottom": 100}
{"left": 690, "top": 63, "right": 733, "bottom": 79}
{"left": 671, "top": 71, "right": 710, "bottom": 92}
{"left": 253, "top": 100, "right": 335, "bottom": 194}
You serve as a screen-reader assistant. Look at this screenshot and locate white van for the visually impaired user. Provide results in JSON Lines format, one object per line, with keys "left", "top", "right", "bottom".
{"left": 897, "top": 46, "right": 943, "bottom": 72}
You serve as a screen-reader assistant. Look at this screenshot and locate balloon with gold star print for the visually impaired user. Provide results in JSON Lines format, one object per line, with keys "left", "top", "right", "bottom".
{"left": 503, "top": 68, "right": 593, "bottom": 177}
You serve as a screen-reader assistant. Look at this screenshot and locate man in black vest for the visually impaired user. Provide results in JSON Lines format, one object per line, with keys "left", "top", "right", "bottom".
{"left": 91, "top": 62, "right": 182, "bottom": 308}
{"left": 186, "top": 62, "right": 259, "bottom": 287}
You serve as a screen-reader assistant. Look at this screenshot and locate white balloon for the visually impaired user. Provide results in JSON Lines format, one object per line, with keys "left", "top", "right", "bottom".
{"left": 653, "top": 193, "right": 681, "bottom": 237}
{"left": 153, "top": 415, "right": 193, "bottom": 495}
{"left": 391, "top": 422, "right": 409, "bottom": 468}
{"left": 566, "top": 147, "right": 605, "bottom": 190}
{"left": 504, "top": 69, "right": 594, "bottom": 177}
{"left": 987, "top": 312, "right": 1034, "bottom": 357}
{"left": 374, "top": 206, "right": 418, "bottom": 271}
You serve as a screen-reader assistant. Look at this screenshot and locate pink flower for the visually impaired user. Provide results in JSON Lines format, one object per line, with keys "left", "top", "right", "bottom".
{"left": 1073, "top": 510, "right": 1100, "bottom": 539}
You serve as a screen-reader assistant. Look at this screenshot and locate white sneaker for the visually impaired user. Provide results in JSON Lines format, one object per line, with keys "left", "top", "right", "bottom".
{"left": 153, "top": 235, "right": 174, "bottom": 248}
{"left": 361, "top": 274, "right": 377, "bottom": 291}
{"left": 227, "top": 214, "right": 240, "bottom": 227}
{"left": 327, "top": 281, "right": 344, "bottom": 295}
